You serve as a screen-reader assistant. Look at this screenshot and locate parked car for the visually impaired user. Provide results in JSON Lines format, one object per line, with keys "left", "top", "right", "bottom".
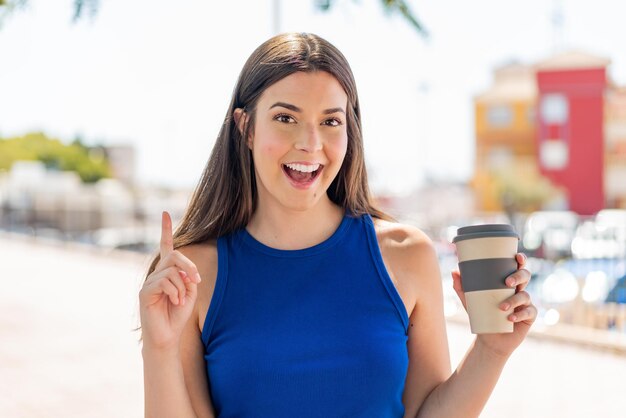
{"left": 606, "top": 273, "right": 626, "bottom": 304}
{"left": 572, "top": 209, "right": 626, "bottom": 259}
{"left": 521, "top": 211, "right": 579, "bottom": 260}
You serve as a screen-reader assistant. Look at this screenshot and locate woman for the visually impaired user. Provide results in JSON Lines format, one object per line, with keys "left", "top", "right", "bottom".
{"left": 139, "top": 32, "right": 536, "bottom": 418}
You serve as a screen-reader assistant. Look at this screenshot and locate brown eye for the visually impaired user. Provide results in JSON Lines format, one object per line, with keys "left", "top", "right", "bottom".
{"left": 323, "top": 118, "right": 342, "bottom": 127}
{"left": 275, "top": 114, "right": 295, "bottom": 124}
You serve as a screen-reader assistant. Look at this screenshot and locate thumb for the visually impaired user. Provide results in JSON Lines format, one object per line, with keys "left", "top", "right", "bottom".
{"left": 451, "top": 270, "right": 467, "bottom": 310}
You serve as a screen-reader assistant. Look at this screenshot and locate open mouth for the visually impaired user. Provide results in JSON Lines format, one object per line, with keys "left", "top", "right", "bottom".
{"left": 281, "top": 164, "right": 324, "bottom": 186}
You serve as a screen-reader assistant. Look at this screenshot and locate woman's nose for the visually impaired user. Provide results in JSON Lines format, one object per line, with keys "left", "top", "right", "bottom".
{"left": 295, "top": 126, "right": 323, "bottom": 153}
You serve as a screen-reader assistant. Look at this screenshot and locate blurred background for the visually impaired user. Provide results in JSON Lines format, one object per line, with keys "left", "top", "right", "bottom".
{"left": 1, "top": 0, "right": 626, "bottom": 417}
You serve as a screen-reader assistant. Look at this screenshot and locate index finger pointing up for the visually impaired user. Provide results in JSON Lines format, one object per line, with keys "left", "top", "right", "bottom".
{"left": 160, "top": 211, "right": 174, "bottom": 258}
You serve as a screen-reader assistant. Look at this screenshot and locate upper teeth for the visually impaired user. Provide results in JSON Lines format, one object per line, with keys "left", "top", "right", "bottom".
{"left": 285, "top": 163, "right": 320, "bottom": 173}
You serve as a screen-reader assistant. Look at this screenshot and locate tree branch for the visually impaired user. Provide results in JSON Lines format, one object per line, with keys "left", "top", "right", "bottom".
{"left": 317, "top": 0, "right": 428, "bottom": 38}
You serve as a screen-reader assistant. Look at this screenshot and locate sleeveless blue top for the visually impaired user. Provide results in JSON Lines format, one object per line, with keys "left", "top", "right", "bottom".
{"left": 202, "top": 212, "right": 410, "bottom": 417}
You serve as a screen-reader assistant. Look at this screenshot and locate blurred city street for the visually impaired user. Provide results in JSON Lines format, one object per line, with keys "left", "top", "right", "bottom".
{"left": 2, "top": 234, "right": 626, "bottom": 418}
{"left": 3, "top": 1, "right": 626, "bottom": 416}
{"left": 0, "top": 235, "right": 146, "bottom": 417}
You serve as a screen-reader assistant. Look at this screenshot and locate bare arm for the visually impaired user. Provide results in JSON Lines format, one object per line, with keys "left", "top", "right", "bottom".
{"left": 142, "top": 347, "right": 199, "bottom": 418}
{"left": 392, "top": 224, "right": 535, "bottom": 418}
{"left": 416, "top": 253, "right": 536, "bottom": 417}
{"left": 403, "top": 235, "right": 508, "bottom": 418}
{"left": 142, "top": 280, "right": 216, "bottom": 418}
{"left": 392, "top": 228, "right": 451, "bottom": 417}
{"left": 179, "top": 245, "right": 218, "bottom": 418}
{"left": 415, "top": 338, "right": 509, "bottom": 418}
{"left": 140, "top": 212, "right": 216, "bottom": 418}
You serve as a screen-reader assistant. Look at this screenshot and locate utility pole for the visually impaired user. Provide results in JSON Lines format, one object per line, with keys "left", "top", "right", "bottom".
{"left": 272, "top": 0, "right": 281, "bottom": 34}
{"left": 551, "top": 0, "right": 565, "bottom": 53}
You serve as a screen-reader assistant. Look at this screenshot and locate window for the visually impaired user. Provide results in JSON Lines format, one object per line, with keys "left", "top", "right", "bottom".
{"left": 540, "top": 139, "right": 568, "bottom": 170}
{"left": 540, "top": 93, "right": 569, "bottom": 124}
{"left": 487, "top": 105, "right": 513, "bottom": 127}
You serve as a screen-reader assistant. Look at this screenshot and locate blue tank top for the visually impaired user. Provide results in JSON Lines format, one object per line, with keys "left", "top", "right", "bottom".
{"left": 202, "top": 212, "right": 410, "bottom": 417}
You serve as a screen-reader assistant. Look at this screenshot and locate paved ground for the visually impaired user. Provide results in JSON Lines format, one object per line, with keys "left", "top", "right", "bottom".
{"left": 1, "top": 234, "right": 625, "bottom": 417}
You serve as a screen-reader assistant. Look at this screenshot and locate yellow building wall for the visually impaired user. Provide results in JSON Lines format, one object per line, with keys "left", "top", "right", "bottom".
{"left": 473, "top": 99, "right": 537, "bottom": 211}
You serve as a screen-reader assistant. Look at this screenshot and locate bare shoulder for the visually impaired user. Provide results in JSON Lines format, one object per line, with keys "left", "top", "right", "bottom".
{"left": 372, "top": 218, "right": 441, "bottom": 307}
{"left": 176, "top": 240, "right": 219, "bottom": 278}
{"left": 372, "top": 217, "right": 437, "bottom": 260}
{"left": 177, "top": 240, "right": 219, "bottom": 332}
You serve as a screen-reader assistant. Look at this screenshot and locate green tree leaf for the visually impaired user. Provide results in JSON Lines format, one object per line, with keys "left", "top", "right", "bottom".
{"left": 318, "top": 0, "right": 428, "bottom": 37}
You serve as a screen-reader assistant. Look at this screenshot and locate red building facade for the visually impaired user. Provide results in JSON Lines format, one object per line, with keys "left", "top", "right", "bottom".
{"left": 536, "top": 54, "right": 608, "bottom": 215}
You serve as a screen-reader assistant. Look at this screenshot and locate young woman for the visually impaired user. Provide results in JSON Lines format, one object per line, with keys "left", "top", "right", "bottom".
{"left": 139, "top": 32, "right": 536, "bottom": 418}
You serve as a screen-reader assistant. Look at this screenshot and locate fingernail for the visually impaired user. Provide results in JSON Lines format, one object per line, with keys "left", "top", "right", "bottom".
{"left": 501, "top": 303, "right": 510, "bottom": 311}
{"left": 195, "top": 273, "right": 202, "bottom": 283}
{"left": 507, "top": 278, "right": 516, "bottom": 287}
{"left": 510, "top": 314, "right": 517, "bottom": 321}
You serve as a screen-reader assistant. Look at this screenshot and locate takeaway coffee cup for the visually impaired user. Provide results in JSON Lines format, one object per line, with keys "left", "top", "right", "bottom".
{"left": 452, "top": 224, "right": 520, "bottom": 334}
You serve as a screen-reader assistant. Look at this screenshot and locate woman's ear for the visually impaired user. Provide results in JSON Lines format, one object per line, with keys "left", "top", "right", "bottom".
{"left": 233, "top": 108, "right": 246, "bottom": 134}
{"left": 233, "top": 108, "right": 252, "bottom": 149}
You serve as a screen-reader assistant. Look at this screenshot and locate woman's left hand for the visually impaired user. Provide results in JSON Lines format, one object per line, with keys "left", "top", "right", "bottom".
{"left": 451, "top": 253, "right": 538, "bottom": 358}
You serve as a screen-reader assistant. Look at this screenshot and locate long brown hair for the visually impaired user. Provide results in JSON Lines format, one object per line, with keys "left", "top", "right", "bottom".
{"left": 145, "top": 32, "right": 393, "bottom": 277}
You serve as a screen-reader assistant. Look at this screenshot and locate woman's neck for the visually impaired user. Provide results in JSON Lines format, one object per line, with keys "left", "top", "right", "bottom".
{"left": 245, "top": 198, "right": 345, "bottom": 250}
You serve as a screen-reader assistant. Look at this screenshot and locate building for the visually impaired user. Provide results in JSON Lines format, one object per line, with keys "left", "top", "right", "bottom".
{"left": 103, "top": 144, "right": 137, "bottom": 186}
{"left": 473, "top": 51, "right": 626, "bottom": 215}
{"left": 535, "top": 51, "right": 609, "bottom": 215}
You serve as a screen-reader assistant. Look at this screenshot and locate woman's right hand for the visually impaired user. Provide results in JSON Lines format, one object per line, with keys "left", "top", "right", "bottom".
{"left": 139, "top": 211, "right": 202, "bottom": 352}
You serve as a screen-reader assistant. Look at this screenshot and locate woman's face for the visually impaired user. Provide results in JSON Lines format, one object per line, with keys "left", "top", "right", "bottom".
{"left": 244, "top": 71, "right": 349, "bottom": 212}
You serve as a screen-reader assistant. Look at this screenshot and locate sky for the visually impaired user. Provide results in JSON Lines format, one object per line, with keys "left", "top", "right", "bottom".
{"left": 1, "top": 0, "right": 626, "bottom": 195}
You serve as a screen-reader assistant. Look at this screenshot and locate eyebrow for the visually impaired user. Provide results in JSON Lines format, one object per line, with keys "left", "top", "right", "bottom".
{"left": 269, "top": 101, "right": 345, "bottom": 115}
